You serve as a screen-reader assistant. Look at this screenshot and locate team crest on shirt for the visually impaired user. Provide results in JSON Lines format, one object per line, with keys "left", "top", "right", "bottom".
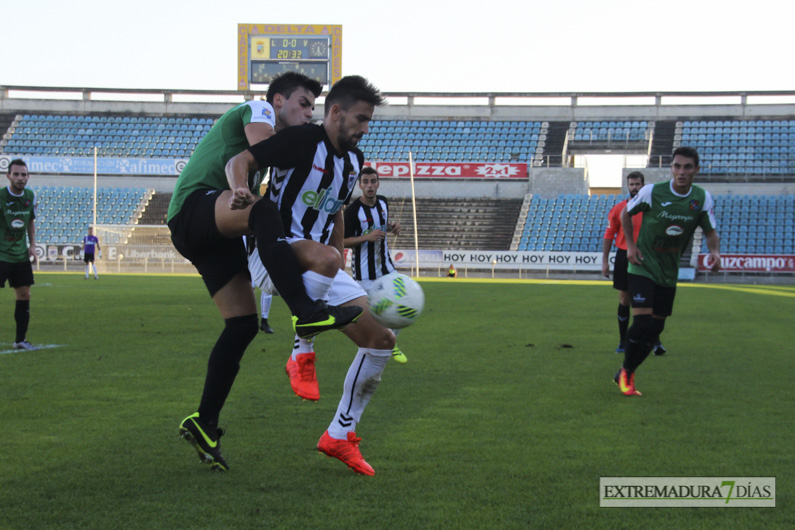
{"left": 262, "top": 108, "right": 272, "bottom": 119}
{"left": 689, "top": 200, "right": 700, "bottom": 210}
{"left": 347, "top": 172, "right": 358, "bottom": 190}
{"left": 665, "top": 225, "right": 684, "bottom": 237}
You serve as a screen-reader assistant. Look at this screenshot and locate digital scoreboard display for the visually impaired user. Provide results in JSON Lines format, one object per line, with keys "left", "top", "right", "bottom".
{"left": 267, "top": 37, "right": 330, "bottom": 60}
{"left": 250, "top": 61, "right": 329, "bottom": 85}
{"left": 238, "top": 25, "right": 342, "bottom": 90}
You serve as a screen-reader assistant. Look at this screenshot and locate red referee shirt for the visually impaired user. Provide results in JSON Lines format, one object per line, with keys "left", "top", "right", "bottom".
{"left": 604, "top": 199, "right": 643, "bottom": 251}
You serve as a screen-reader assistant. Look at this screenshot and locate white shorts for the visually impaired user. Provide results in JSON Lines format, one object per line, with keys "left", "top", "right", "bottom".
{"left": 326, "top": 269, "right": 368, "bottom": 306}
{"left": 355, "top": 278, "right": 375, "bottom": 293}
{"left": 250, "top": 254, "right": 366, "bottom": 307}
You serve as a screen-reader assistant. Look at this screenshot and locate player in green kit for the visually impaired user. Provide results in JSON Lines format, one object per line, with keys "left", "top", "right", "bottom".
{"left": 0, "top": 159, "right": 38, "bottom": 350}
{"left": 614, "top": 146, "right": 721, "bottom": 396}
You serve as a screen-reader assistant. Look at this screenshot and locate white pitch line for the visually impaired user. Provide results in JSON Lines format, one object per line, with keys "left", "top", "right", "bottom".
{"left": 0, "top": 344, "right": 66, "bottom": 355}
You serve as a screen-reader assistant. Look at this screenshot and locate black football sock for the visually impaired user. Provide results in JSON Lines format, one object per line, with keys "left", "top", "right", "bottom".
{"left": 617, "top": 303, "right": 630, "bottom": 343}
{"left": 623, "top": 315, "right": 654, "bottom": 373}
{"left": 14, "top": 300, "right": 30, "bottom": 343}
{"left": 197, "top": 314, "right": 258, "bottom": 427}
{"left": 652, "top": 319, "right": 665, "bottom": 345}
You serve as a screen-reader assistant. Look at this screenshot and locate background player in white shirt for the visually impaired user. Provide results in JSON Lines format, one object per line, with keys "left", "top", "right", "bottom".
{"left": 343, "top": 166, "right": 407, "bottom": 363}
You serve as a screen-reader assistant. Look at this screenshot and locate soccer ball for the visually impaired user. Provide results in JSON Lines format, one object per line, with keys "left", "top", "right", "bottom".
{"left": 366, "top": 272, "right": 425, "bottom": 329}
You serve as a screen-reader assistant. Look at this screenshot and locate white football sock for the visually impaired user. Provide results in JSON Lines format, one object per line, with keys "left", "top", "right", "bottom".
{"left": 327, "top": 348, "right": 391, "bottom": 439}
{"left": 302, "top": 270, "right": 333, "bottom": 302}
{"left": 260, "top": 292, "right": 272, "bottom": 319}
{"left": 291, "top": 334, "right": 315, "bottom": 361}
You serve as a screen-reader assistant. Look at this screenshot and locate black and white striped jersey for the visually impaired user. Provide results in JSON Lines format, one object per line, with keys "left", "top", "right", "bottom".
{"left": 248, "top": 124, "right": 363, "bottom": 245}
{"left": 344, "top": 195, "right": 397, "bottom": 281}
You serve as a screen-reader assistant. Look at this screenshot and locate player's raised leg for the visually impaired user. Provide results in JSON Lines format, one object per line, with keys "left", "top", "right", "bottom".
{"left": 215, "top": 192, "right": 362, "bottom": 337}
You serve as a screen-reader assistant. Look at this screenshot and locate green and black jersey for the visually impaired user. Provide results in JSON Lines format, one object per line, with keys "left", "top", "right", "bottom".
{"left": 167, "top": 100, "right": 277, "bottom": 222}
{"left": 0, "top": 187, "right": 36, "bottom": 263}
{"left": 626, "top": 180, "right": 717, "bottom": 287}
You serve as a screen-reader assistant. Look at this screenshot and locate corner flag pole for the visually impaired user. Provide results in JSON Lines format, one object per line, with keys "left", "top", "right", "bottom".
{"left": 408, "top": 151, "right": 419, "bottom": 277}
{"left": 93, "top": 146, "right": 98, "bottom": 230}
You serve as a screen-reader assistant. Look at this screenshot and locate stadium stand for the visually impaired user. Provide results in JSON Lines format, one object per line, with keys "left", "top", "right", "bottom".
{"left": 1, "top": 114, "right": 213, "bottom": 158}
{"left": 674, "top": 119, "right": 795, "bottom": 177}
{"left": 358, "top": 120, "right": 547, "bottom": 163}
{"left": 567, "top": 121, "right": 652, "bottom": 145}
{"left": 4, "top": 112, "right": 795, "bottom": 180}
{"left": 32, "top": 186, "right": 150, "bottom": 243}
{"left": 513, "top": 191, "right": 795, "bottom": 257}
{"left": 700, "top": 194, "right": 795, "bottom": 254}
{"left": 379, "top": 197, "right": 523, "bottom": 251}
{"left": 514, "top": 194, "right": 606, "bottom": 252}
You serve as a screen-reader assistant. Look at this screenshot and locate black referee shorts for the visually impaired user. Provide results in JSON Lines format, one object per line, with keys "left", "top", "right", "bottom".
{"left": 168, "top": 188, "right": 249, "bottom": 297}
{"left": 612, "top": 248, "right": 629, "bottom": 292}
{"left": 0, "top": 259, "right": 34, "bottom": 288}
{"left": 628, "top": 273, "right": 676, "bottom": 317}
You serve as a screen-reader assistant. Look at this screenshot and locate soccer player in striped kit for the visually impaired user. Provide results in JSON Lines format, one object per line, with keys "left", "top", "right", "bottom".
{"left": 344, "top": 166, "right": 407, "bottom": 363}
{"left": 172, "top": 73, "right": 362, "bottom": 471}
{"left": 227, "top": 75, "right": 393, "bottom": 476}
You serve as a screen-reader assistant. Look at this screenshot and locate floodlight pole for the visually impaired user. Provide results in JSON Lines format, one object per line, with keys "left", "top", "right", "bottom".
{"left": 93, "top": 147, "right": 98, "bottom": 230}
{"left": 408, "top": 151, "right": 420, "bottom": 278}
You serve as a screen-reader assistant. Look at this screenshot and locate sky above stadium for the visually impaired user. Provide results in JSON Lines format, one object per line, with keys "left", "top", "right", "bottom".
{"left": 3, "top": 0, "right": 790, "bottom": 94}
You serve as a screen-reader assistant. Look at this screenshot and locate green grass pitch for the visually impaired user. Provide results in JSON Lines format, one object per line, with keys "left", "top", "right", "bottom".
{"left": 0, "top": 274, "right": 792, "bottom": 528}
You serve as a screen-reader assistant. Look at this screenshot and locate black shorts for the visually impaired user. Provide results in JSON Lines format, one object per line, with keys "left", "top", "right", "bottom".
{"left": 612, "top": 248, "right": 629, "bottom": 292}
{"left": 168, "top": 188, "right": 249, "bottom": 297}
{"left": 628, "top": 273, "right": 676, "bottom": 317}
{"left": 84, "top": 253, "right": 95, "bottom": 263}
{"left": 0, "top": 259, "right": 35, "bottom": 288}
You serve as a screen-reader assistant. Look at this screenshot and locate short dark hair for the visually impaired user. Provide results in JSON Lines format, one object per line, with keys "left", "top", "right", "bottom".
{"left": 672, "top": 146, "right": 700, "bottom": 167}
{"left": 360, "top": 166, "right": 379, "bottom": 180}
{"left": 324, "top": 75, "right": 385, "bottom": 116}
{"left": 626, "top": 171, "right": 645, "bottom": 185}
{"left": 7, "top": 159, "right": 27, "bottom": 174}
{"left": 266, "top": 72, "right": 322, "bottom": 104}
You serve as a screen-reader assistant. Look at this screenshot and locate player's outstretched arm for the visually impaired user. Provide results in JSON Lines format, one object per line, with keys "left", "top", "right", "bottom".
{"left": 225, "top": 151, "right": 259, "bottom": 210}
{"left": 28, "top": 220, "right": 37, "bottom": 265}
{"left": 343, "top": 230, "right": 385, "bottom": 248}
{"left": 620, "top": 206, "right": 643, "bottom": 265}
{"left": 704, "top": 229, "right": 721, "bottom": 272}
{"left": 601, "top": 238, "right": 613, "bottom": 277}
{"left": 330, "top": 210, "right": 346, "bottom": 269}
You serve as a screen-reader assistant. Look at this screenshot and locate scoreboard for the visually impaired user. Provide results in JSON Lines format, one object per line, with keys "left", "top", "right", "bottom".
{"left": 238, "top": 24, "right": 342, "bottom": 90}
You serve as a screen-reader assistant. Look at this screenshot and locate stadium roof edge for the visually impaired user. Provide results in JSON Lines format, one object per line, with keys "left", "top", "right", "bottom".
{"left": 4, "top": 85, "right": 795, "bottom": 99}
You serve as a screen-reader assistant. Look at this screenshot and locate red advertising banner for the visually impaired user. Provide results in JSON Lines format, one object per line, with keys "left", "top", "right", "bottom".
{"left": 368, "top": 161, "right": 527, "bottom": 179}
{"left": 697, "top": 254, "right": 795, "bottom": 272}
